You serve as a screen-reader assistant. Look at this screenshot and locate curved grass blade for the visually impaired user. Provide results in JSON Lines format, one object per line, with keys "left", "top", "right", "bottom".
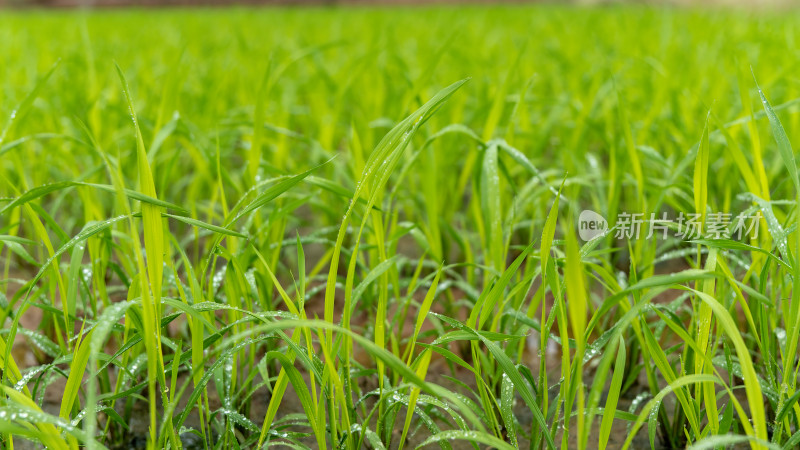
{"left": 414, "top": 430, "right": 516, "bottom": 450}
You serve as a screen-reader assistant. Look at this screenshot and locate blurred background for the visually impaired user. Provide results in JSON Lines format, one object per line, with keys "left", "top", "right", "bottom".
{"left": 1, "top": 0, "right": 798, "bottom": 9}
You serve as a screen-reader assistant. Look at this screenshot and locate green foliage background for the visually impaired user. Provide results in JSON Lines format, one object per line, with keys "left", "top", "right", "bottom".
{"left": 1, "top": 6, "right": 799, "bottom": 449}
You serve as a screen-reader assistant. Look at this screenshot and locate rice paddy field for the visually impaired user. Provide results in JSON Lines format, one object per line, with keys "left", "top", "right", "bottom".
{"left": 6, "top": 5, "right": 800, "bottom": 449}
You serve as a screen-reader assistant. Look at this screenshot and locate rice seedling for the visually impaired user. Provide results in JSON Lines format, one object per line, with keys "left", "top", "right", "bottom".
{"left": 3, "top": 5, "right": 800, "bottom": 449}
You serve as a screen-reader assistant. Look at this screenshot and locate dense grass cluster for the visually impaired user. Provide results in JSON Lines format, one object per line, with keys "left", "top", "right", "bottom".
{"left": 3, "top": 6, "right": 800, "bottom": 449}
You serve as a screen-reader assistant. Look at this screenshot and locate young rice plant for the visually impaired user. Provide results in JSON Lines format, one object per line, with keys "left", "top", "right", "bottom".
{"left": 1, "top": 5, "right": 800, "bottom": 450}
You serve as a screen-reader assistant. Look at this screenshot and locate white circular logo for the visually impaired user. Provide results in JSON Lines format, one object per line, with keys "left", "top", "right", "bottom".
{"left": 578, "top": 210, "right": 608, "bottom": 241}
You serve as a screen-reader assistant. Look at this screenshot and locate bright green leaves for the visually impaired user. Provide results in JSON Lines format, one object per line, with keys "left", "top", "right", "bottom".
{"left": 115, "top": 64, "right": 165, "bottom": 306}
{"left": 598, "top": 336, "right": 626, "bottom": 450}
{"left": 754, "top": 73, "right": 800, "bottom": 448}
{"left": 405, "top": 268, "right": 442, "bottom": 365}
{"left": 540, "top": 181, "right": 562, "bottom": 278}
{"left": 565, "top": 222, "right": 588, "bottom": 450}
{"left": 481, "top": 142, "right": 504, "bottom": 275}
{"left": 692, "top": 114, "right": 717, "bottom": 434}
{"left": 754, "top": 74, "right": 800, "bottom": 195}
{"left": 565, "top": 225, "right": 587, "bottom": 352}
{"left": 691, "top": 288, "right": 768, "bottom": 447}
{"left": 59, "top": 330, "right": 92, "bottom": 421}
{"left": 115, "top": 64, "right": 167, "bottom": 446}
{"left": 249, "top": 61, "right": 273, "bottom": 185}
{"left": 2, "top": 386, "right": 81, "bottom": 450}
{"left": 323, "top": 77, "right": 469, "bottom": 349}
{"left": 693, "top": 112, "right": 710, "bottom": 222}
{"left": 0, "top": 60, "right": 59, "bottom": 147}
{"left": 7, "top": 13, "right": 800, "bottom": 450}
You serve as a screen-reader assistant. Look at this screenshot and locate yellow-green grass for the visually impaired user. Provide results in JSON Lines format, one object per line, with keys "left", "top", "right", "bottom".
{"left": 1, "top": 5, "right": 800, "bottom": 449}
